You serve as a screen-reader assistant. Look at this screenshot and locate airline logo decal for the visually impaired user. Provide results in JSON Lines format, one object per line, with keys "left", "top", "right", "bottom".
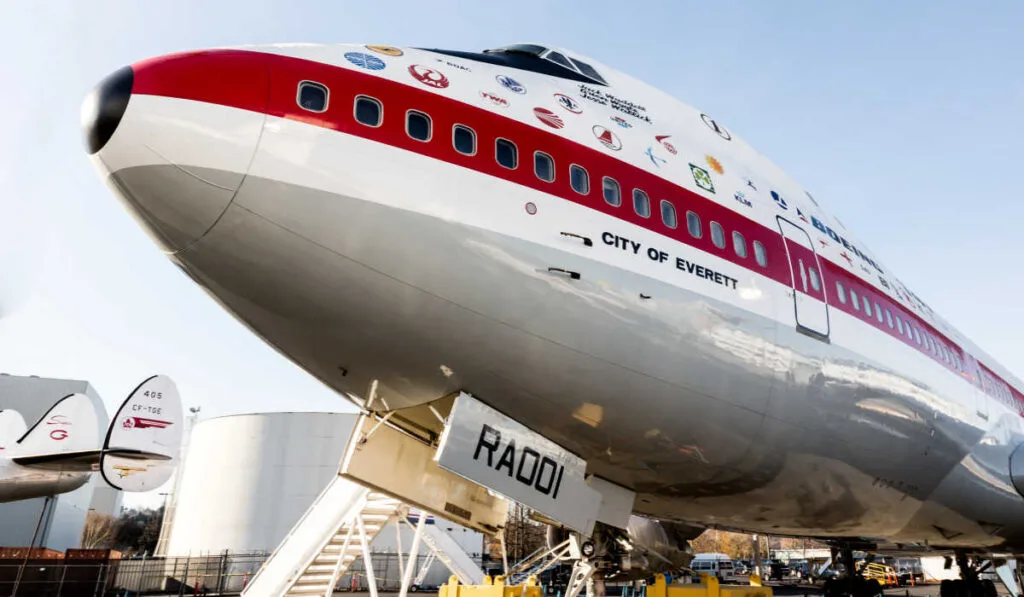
{"left": 655, "top": 135, "right": 677, "bottom": 155}
{"left": 701, "top": 113, "right": 731, "bottom": 140}
{"left": 344, "top": 52, "right": 386, "bottom": 71}
{"left": 114, "top": 465, "right": 148, "bottom": 479}
{"left": 408, "top": 65, "right": 450, "bottom": 89}
{"left": 533, "top": 108, "right": 565, "bottom": 129}
{"left": 592, "top": 125, "right": 621, "bottom": 151}
{"left": 365, "top": 45, "right": 403, "bottom": 57}
{"left": 554, "top": 93, "right": 582, "bottom": 114}
{"left": 771, "top": 190, "right": 788, "bottom": 210}
{"left": 123, "top": 417, "right": 173, "bottom": 430}
{"left": 705, "top": 155, "right": 725, "bottom": 175}
{"left": 734, "top": 191, "right": 752, "bottom": 208}
{"left": 610, "top": 116, "right": 632, "bottom": 129}
{"left": 690, "top": 164, "right": 715, "bottom": 193}
{"left": 744, "top": 177, "right": 758, "bottom": 191}
{"left": 496, "top": 75, "right": 526, "bottom": 94}
{"left": 645, "top": 147, "right": 666, "bottom": 168}
{"left": 479, "top": 91, "right": 509, "bottom": 108}
{"left": 46, "top": 414, "right": 71, "bottom": 426}
{"left": 50, "top": 429, "right": 68, "bottom": 440}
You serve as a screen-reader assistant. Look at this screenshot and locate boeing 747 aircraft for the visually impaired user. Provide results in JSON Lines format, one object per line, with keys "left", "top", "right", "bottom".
{"left": 82, "top": 43, "right": 1024, "bottom": 597}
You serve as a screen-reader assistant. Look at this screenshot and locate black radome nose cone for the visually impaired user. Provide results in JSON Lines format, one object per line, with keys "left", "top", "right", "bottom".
{"left": 82, "top": 66, "right": 133, "bottom": 154}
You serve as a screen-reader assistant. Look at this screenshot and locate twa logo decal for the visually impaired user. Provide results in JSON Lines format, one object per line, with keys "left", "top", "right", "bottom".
{"left": 50, "top": 429, "right": 68, "bottom": 441}
{"left": 479, "top": 91, "right": 509, "bottom": 108}
{"left": 123, "top": 417, "right": 172, "bottom": 430}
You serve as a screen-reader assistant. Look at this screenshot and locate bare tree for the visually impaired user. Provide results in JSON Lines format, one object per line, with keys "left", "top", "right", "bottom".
{"left": 81, "top": 511, "right": 118, "bottom": 549}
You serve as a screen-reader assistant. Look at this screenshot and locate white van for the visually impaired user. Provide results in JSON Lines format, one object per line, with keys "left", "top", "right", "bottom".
{"left": 691, "top": 553, "right": 737, "bottom": 581}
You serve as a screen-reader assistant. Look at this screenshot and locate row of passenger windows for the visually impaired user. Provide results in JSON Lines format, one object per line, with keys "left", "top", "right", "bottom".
{"left": 308, "top": 84, "right": 1007, "bottom": 389}
{"left": 834, "top": 280, "right": 963, "bottom": 371}
{"left": 321, "top": 91, "right": 772, "bottom": 269}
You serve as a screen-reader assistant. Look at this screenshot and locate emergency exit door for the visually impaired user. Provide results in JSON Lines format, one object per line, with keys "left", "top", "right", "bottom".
{"left": 777, "top": 217, "right": 830, "bottom": 340}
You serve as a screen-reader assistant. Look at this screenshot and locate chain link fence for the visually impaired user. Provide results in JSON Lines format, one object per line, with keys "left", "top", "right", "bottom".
{"left": 0, "top": 551, "right": 492, "bottom": 596}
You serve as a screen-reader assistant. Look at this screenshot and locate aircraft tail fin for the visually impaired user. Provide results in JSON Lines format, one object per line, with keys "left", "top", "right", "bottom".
{"left": 100, "top": 375, "right": 183, "bottom": 492}
{"left": 11, "top": 394, "right": 101, "bottom": 468}
{"left": 0, "top": 410, "right": 27, "bottom": 454}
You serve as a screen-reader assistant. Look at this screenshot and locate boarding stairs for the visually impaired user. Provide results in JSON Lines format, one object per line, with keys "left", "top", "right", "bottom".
{"left": 243, "top": 474, "right": 485, "bottom": 597}
{"left": 242, "top": 479, "right": 400, "bottom": 597}
{"left": 419, "top": 520, "right": 485, "bottom": 585}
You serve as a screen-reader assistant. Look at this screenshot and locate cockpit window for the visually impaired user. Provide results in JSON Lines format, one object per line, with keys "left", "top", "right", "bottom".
{"left": 569, "top": 57, "right": 607, "bottom": 85}
{"left": 484, "top": 44, "right": 546, "bottom": 57}
{"left": 469, "top": 44, "right": 607, "bottom": 86}
{"left": 545, "top": 51, "right": 575, "bottom": 70}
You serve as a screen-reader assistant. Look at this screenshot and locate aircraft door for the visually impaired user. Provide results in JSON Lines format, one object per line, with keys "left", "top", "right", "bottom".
{"left": 777, "top": 217, "right": 830, "bottom": 340}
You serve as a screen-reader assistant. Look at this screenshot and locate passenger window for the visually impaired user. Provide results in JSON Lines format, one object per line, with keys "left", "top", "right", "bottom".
{"left": 406, "top": 110, "right": 431, "bottom": 142}
{"left": 570, "top": 165, "right": 589, "bottom": 195}
{"left": 354, "top": 95, "right": 382, "bottom": 127}
{"left": 913, "top": 327, "right": 922, "bottom": 345}
{"left": 850, "top": 288, "right": 860, "bottom": 310}
{"left": 809, "top": 267, "right": 821, "bottom": 292}
{"left": 906, "top": 322, "right": 914, "bottom": 340}
{"left": 895, "top": 316, "right": 904, "bottom": 335}
{"left": 661, "top": 200, "right": 678, "bottom": 229}
{"left": 453, "top": 125, "right": 476, "bottom": 155}
{"left": 687, "top": 211, "right": 703, "bottom": 239}
{"left": 496, "top": 138, "right": 518, "bottom": 169}
{"left": 836, "top": 281, "right": 847, "bottom": 304}
{"left": 711, "top": 221, "right": 726, "bottom": 248}
{"left": 885, "top": 309, "right": 894, "bottom": 329}
{"left": 297, "top": 81, "right": 329, "bottom": 112}
{"left": 753, "top": 241, "right": 767, "bottom": 267}
{"left": 602, "top": 177, "right": 621, "bottom": 207}
{"left": 733, "top": 231, "right": 747, "bottom": 258}
{"left": 534, "top": 151, "right": 555, "bottom": 182}
{"left": 875, "top": 303, "right": 884, "bottom": 324}
{"left": 633, "top": 189, "right": 651, "bottom": 218}
{"left": 863, "top": 298, "right": 871, "bottom": 317}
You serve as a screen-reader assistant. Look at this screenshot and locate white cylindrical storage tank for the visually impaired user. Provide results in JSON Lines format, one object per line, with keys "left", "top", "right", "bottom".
{"left": 163, "top": 412, "right": 357, "bottom": 555}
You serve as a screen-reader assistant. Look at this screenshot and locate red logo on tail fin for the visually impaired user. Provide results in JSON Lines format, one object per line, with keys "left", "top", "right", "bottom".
{"left": 123, "top": 417, "right": 172, "bottom": 430}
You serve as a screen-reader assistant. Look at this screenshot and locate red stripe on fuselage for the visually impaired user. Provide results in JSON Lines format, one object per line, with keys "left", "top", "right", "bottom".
{"left": 129, "top": 49, "right": 1024, "bottom": 414}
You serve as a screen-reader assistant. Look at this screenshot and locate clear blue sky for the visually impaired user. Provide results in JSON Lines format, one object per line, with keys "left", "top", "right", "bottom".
{"left": 0, "top": 2, "right": 1022, "bottom": 505}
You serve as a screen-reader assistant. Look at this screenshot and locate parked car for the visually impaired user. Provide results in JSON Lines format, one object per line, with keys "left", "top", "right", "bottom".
{"left": 691, "top": 553, "right": 738, "bottom": 582}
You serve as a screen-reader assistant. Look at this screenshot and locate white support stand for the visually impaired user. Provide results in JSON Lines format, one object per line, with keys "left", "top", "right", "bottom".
{"left": 996, "top": 560, "right": 1020, "bottom": 597}
{"left": 356, "top": 515, "right": 378, "bottom": 597}
{"left": 398, "top": 514, "right": 428, "bottom": 597}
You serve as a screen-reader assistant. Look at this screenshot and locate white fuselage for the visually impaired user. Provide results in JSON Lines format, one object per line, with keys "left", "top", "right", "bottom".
{"left": 0, "top": 458, "right": 90, "bottom": 503}
{"left": 84, "top": 43, "right": 1024, "bottom": 551}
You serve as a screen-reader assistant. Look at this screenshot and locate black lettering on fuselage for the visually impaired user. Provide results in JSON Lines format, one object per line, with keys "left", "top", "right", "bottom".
{"left": 496, "top": 439, "right": 516, "bottom": 477}
{"left": 471, "top": 426, "right": 567, "bottom": 499}
{"left": 473, "top": 424, "right": 501, "bottom": 466}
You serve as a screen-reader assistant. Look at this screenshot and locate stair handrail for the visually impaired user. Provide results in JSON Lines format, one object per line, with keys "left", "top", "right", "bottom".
{"left": 243, "top": 477, "right": 369, "bottom": 595}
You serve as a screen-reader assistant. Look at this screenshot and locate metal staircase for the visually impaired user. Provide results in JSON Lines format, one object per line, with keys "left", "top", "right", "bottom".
{"left": 420, "top": 521, "right": 485, "bottom": 585}
{"left": 242, "top": 478, "right": 401, "bottom": 597}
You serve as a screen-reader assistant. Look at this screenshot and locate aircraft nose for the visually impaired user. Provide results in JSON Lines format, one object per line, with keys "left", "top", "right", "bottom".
{"left": 85, "top": 50, "right": 268, "bottom": 253}
{"left": 82, "top": 66, "right": 133, "bottom": 154}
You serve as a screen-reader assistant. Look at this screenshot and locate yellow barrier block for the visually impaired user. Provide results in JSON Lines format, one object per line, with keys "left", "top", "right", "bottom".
{"left": 647, "top": 574, "right": 773, "bottom": 597}
{"left": 438, "top": 574, "right": 543, "bottom": 597}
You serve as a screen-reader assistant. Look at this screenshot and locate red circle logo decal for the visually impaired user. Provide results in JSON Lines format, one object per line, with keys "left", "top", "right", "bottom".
{"left": 408, "top": 65, "right": 449, "bottom": 89}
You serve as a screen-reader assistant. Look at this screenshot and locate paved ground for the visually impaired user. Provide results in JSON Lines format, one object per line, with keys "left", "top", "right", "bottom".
{"left": 330, "top": 583, "right": 1013, "bottom": 597}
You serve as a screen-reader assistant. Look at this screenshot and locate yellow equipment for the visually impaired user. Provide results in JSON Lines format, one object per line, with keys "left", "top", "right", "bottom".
{"left": 646, "top": 573, "right": 773, "bottom": 597}
{"left": 858, "top": 562, "right": 900, "bottom": 586}
{"left": 438, "top": 575, "right": 543, "bottom": 597}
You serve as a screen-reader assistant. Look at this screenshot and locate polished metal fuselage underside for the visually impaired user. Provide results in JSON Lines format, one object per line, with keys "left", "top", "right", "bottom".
{"left": 110, "top": 156, "right": 1024, "bottom": 552}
